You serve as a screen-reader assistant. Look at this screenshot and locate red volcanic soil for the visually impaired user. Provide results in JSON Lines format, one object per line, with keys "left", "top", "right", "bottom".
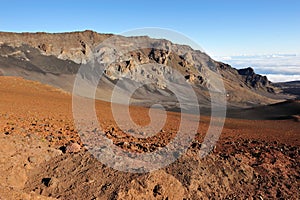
{"left": 0, "top": 76, "right": 299, "bottom": 199}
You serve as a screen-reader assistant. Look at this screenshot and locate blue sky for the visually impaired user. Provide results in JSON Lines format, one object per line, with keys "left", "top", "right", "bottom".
{"left": 1, "top": 0, "right": 300, "bottom": 81}
{"left": 1, "top": 0, "right": 299, "bottom": 56}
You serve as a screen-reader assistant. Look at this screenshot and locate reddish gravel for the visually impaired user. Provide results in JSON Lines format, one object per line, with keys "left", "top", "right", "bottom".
{"left": 0, "top": 76, "right": 299, "bottom": 199}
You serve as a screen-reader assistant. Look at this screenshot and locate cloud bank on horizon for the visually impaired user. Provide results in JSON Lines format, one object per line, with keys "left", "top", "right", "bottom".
{"left": 214, "top": 54, "right": 300, "bottom": 83}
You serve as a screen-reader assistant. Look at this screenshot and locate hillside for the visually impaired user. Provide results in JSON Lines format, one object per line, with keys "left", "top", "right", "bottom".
{"left": 0, "top": 31, "right": 285, "bottom": 110}
{"left": 273, "top": 81, "right": 300, "bottom": 99}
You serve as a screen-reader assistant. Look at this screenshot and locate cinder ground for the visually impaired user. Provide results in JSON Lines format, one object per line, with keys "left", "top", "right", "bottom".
{"left": 0, "top": 77, "right": 299, "bottom": 199}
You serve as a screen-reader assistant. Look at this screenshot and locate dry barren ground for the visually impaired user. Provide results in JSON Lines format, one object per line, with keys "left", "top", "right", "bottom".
{"left": 0, "top": 77, "right": 299, "bottom": 199}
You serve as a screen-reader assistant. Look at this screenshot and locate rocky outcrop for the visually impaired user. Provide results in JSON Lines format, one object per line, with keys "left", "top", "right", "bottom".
{"left": 238, "top": 67, "right": 273, "bottom": 91}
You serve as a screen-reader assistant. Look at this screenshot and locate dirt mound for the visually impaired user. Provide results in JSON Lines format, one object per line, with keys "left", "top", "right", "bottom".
{"left": 0, "top": 131, "right": 61, "bottom": 199}
{"left": 23, "top": 139, "right": 299, "bottom": 199}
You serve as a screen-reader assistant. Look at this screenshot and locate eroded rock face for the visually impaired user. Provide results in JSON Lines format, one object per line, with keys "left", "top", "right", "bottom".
{"left": 0, "top": 31, "right": 283, "bottom": 107}
{"left": 0, "top": 30, "right": 112, "bottom": 64}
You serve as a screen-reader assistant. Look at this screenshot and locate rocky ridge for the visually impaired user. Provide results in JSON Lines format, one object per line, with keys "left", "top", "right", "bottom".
{"left": 0, "top": 30, "right": 283, "bottom": 108}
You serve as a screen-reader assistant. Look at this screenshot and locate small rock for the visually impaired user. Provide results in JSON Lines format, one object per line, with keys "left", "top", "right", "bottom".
{"left": 44, "top": 154, "right": 51, "bottom": 162}
{"left": 65, "top": 142, "right": 81, "bottom": 153}
{"left": 28, "top": 156, "right": 37, "bottom": 163}
{"left": 45, "top": 135, "right": 53, "bottom": 141}
{"left": 42, "top": 177, "right": 59, "bottom": 187}
{"left": 153, "top": 184, "right": 163, "bottom": 196}
{"left": 49, "top": 177, "right": 59, "bottom": 187}
{"left": 127, "top": 128, "right": 135, "bottom": 133}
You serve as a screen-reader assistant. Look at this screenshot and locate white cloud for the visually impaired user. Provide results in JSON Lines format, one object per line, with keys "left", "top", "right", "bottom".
{"left": 262, "top": 74, "right": 300, "bottom": 83}
{"left": 219, "top": 56, "right": 232, "bottom": 61}
{"left": 214, "top": 54, "right": 300, "bottom": 82}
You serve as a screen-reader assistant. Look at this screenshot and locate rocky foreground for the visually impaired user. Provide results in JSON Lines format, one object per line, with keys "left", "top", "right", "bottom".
{"left": 0, "top": 77, "right": 299, "bottom": 199}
